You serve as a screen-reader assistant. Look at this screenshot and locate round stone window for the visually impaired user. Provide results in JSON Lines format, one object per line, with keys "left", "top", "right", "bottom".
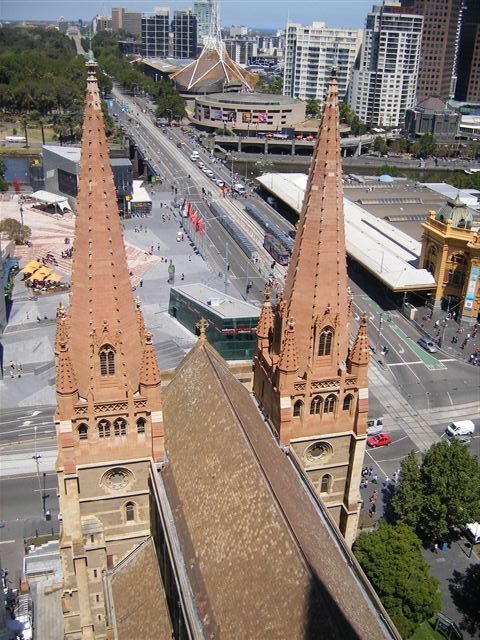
{"left": 102, "top": 467, "right": 133, "bottom": 490}
{"left": 305, "top": 441, "right": 333, "bottom": 464}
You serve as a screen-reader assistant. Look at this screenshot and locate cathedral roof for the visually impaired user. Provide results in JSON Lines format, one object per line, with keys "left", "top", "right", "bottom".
{"left": 282, "top": 72, "right": 350, "bottom": 376}
{"left": 160, "top": 339, "right": 395, "bottom": 639}
{"left": 436, "top": 194, "right": 473, "bottom": 229}
{"left": 67, "top": 61, "right": 144, "bottom": 399}
{"left": 107, "top": 537, "right": 172, "bottom": 640}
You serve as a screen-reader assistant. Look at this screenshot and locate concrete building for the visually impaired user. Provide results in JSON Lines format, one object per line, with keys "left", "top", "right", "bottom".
{"left": 224, "top": 36, "right": 258, "bottom": 65}
{"left": 420, "top": 197, "right": 480, "bottom": 324}
{"left": 54, "top": 56, "right": 401, "bottom": 640}
{"left": 92, "top": 15, "right": 111, "bottom": 33}
{"left": 192, "top": 92, "right": 305, "bottom": 133}
{"left": 349, "top": 2, "right": 423, "bottom": 128}
{"left": 401, "top": 0, "right": 463, "bottom": 102}
{"left": 111, "top": 7, "right": 123, "bottom": 30}
{"left": 193, "top": 0, "right": 212, "bottom": 42}
{"left": 172, "top": 8, "right": 197, "bottom": 59}
{"left": 229, "top": 25, "right": 248, "bottom": 37}
{"left": 141, "top": 7, "right": 170, "bottom": 58}
{"left": 404, "top": 97, "right": 459, "bottom": 140}
{"left": 253, "top": 70, "right": 370, "bottom": 547}
{"left": 455, "top": 0, "right": 480, "bottom": 103}
{"left": 283, "top": 21, "right": 362, "bottom": 105}
{"left": 111, "top": 8, "right": 141, "bottom": 37}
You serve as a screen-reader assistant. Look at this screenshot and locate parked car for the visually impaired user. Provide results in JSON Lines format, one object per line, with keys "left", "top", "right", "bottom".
{"left": 367, "top": 433, "right": 391, "bottom": 448}
{"left": 367, "top": 418, "right": 383, "bottom": 436}
{"left": 216, "top": 179, "right": 225, "bottom": 187}
{"left": 418, "top": 337, "right": 438, "bottom": 353}
{"left": 445, "top": 420, "right": 475, "bottom": 438}
{"left": 464, "top": 522, "right": 480, "bottom": 544}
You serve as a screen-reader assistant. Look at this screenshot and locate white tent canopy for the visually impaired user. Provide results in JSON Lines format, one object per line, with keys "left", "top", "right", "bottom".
{"left": 29, "top": 190, "right": 72, "bottom": 212}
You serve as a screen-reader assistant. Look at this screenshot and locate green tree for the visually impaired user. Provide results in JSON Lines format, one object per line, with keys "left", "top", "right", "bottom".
{"left": 354, "top": 521, "right": 441, "bottom": 639}
{"left": 255, "top": 75, "right": 283, "bottom": 95}
{"left": 393, "top": 440, "right": 480, "bottom": 543}
{"left": 0, "top": 159, "right": 8, "bottom": 192}
{"left": 0, "top": 218, "right": 32, "bottom": 244}
{"left": 413, "top": 133, "right": 437, "bottom": 158}
{"left": 373, "top": 135, "right": 387, "bottom": 154}
{"left": 305, "top": 98, "right": 321, "bottom": 118}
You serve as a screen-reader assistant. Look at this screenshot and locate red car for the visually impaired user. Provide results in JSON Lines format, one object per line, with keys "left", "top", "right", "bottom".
{"left": 367, "top": 433, "right": 391, "bottom": 448}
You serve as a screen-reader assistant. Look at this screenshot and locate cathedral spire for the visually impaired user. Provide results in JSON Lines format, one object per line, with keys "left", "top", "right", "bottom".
{"left": 256, "top": 287, "right": 273, "bottom": 352}
{"left": 278, "top": 319, "right": 298, "bottom": 375}
{"left": 282, "top": 72, "right": 350, "bottom": 377}
{"left": 67, "top": 60, "right": 143, "bottom": 401}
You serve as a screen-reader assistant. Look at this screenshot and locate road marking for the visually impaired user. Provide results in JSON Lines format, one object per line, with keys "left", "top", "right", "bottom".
{"left": 0, "top": 540, "right": 15, "bottom": 545}
{"left": 446, "top": 392, "right": 454, "bottom": 407}
{"left": 439, "top": 359, "right": 456, "bottom": 362}
{"left": 388, "top": 361, "right": 423, "bottom": 366}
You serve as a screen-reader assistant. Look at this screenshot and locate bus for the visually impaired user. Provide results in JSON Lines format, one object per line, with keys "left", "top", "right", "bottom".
{"left": 263, "top": 233, "right": 289, "bottom": 266}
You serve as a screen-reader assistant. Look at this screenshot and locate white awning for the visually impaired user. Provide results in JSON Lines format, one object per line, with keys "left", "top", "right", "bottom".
{"left": 29, "top": 190, "right": 72, "bottom": 211}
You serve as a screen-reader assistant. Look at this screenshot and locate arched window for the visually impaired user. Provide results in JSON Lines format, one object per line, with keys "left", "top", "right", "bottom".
{"left": 425, "top": 245, "right": 437, "bottom": 275}
{"left": 293, "top": 400, "right": 303, "bottom": 418}
{"left": 318, "top": 327, "right": 333, "bottom": 356}
{"left": 457, "top": 218, "right": 466, "bottom": 229}
{"left": 99, "top": 345, "right": 115, "bottom": 376}
{"left": 114, "top": 418, "right": 127, "bottom": 436}
{"left": 310, "top": 396, "right": 322, "bottom": 415}
{"left": 324, "top": 394, "right": 336, "bottom": 414}
{"left": 320, "top": 474, "right": 332, "bottom": 494}
{"left": 451, "top": 253, "right": 467, "bottom": 265}
{"left": 78, "top": 423, "right": 89, "bottom": 440}
{"left": 342, "top": 394, "right": 353, "bottom": 412}
{"left": 136, "top": 418, "right": 146, "bottom": 434}
{"left": 98, "top": 419, "right": 111, "bottom": 438}
{"left": 125, "top": 502, "right": 135, "bottom": 522}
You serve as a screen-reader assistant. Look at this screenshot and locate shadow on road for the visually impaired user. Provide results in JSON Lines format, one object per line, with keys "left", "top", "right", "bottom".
{"left": 448, "top": 562, "right": 480, "bottom": 636}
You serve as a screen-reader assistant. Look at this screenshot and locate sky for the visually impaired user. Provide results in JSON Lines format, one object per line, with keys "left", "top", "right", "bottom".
{"left": 1, "top": 0, "right": 374, "bottom": 30}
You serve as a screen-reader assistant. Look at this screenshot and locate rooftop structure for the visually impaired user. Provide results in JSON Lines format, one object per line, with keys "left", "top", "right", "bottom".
{"left": 257, "top": 172, "right": 436, "bottom": 291}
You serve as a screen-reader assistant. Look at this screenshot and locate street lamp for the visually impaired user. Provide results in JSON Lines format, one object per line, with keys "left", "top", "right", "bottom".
{"left": 32, "top": 426, "right": 44, "bottom": 516}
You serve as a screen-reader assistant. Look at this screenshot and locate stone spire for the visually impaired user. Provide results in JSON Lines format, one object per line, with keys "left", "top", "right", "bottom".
{"left": 256, "top": 287, "right": 273, "bottom": 351}
{"left": 67, "top": 60, "right": 143, "bottom": 401}
{"left": 278, "top": 319, "right": 298, "bottom": 374}
{"left": 281, "top": 70, "right": 350, "bottom": 377}
{"left": 56, "top": 339, "right": 78, "bottom": 396}
{"left": 140, "top": 332, "right": 161, "bottom": 387}
{"left": 348, "top": 314, "right": 369, "bottom": 368}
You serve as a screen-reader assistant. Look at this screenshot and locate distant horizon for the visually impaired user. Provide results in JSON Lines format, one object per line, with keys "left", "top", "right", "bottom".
{"left": 1, "top": 1, "right": 373, "bottom": 30}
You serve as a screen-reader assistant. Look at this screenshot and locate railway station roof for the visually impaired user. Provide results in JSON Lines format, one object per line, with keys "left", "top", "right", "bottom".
{"left": 257, "top": 172, "right": 436, "bottom": 292}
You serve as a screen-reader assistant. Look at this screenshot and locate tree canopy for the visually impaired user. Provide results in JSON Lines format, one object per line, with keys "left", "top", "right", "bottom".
{"left": 255, "top": 75, "right": 283, "bottom": 95}
{"left": 305, "top": 98, "right": 321, "bottom": 118}
{"left": 339, "top": 102, "right": 367, "bottom": 135}
{"left": 0, "top": 159, "right": 8, "bottom": 192}
{"left": 412, "top": 133, "right": 437, "bottom": 158}
{"left": 0, "top": 218, "right": 32, "bottom": 244}
{"left": 353, "top": 521, "right": 441, "bottom": 639}
{"left": 392, "top": 440, "right": 480, "bottom": 543}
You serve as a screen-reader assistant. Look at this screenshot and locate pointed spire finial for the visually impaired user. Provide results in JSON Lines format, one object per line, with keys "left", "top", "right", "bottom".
{"left": 196, "top": 318, "right": 208, "bottom": 341}
{"left": 278, "top": 317, "right": 298, "bottom": 374}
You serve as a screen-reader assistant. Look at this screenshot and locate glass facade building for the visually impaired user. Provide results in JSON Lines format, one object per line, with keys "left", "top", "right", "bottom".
{"left": 169, "top": 284, "right": 260, "bottom": 360}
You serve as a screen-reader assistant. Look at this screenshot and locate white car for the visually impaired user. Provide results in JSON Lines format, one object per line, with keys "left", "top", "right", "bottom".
{"left": 216, "top": 179, "right": 225, "bottom": 187}
{"left": 204, "top": 169, "right": 214, "bottom": 177}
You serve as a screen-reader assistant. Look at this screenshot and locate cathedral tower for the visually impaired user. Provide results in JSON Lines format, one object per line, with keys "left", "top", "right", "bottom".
{"left": 253, "top": 71, "right": 369, "bottom": 546}
{"left": 55, "top": 59, "right": 164, "bottom": 639}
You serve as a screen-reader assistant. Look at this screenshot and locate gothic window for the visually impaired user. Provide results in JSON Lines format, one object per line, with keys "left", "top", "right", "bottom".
{"left": 99, "top": 344, "right": 115, "bottom": 376}
{"left": 324, "top": 394, "right": 336, "bottom": 414}
{"left": 78, "top": 423, "right": 89, "bottom": 440}
{"left": 342, "top": 394, "right": 353, "bottom": 411}
{"left": 114, "top": 418, "right": 127, "bottom": 436}
{"left": 318, "top": 326, "right": 333, "bottom": 356}
{"left": 136, "top": 417, "right": 146, "bottom": 434}
{"left": 310, "top": 396, "right": 322, "bottom": 415}
{"left": 425, "top": 244, "right": 437, "bottom": 275}
{"left": 451, "top": 253, "right": 467, "bottom": 265}
{"left": 293, "top": 400, "right": 303, "bottom": 418}
{"left": 320, "top": 474, "right": 332, "bottom": 494}
{"left": 125, "top": 502, "right": 135, "bottom": 522}
{"left": 98, "top": 419, "right": 111, "bottom": 438}
{"left": 448, "top": 268, "right": 466, "bottom": 287}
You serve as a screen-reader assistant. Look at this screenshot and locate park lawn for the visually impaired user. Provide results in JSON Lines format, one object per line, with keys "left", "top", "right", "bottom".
{"left": 410, "top": 621, "right": 444, "bottom": 640}
{"left": 0, "top": 121, "right": 56, "bottom": 143}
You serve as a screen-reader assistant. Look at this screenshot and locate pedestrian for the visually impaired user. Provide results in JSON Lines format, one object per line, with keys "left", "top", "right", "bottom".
{"left": 433, "top": 543, "right": 439, "bottom": 554}
{"left": 139, "top": 280, "right": 143, "bottom": 288}
{"left": 383, "top": 476, "right": 389, "bottom": 487}
{"left": 181, "top": 273, "right": 185, "bottom": 281}
{"left": 157, "top": 244, "right": 160, "bottom": 251}
{"left": 188, "top": 255, "right": 191, "bottom": 262}
{"left": 372, "top": 474, "right": 378, "bottom": 484}
{"left": 435, "top": 319, "right": 440, "bottom": 329}
{"left": 369, "top": 467, "right": 373, "bottom": 476}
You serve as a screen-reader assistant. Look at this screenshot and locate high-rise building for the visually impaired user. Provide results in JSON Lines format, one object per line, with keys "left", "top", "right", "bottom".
{"left": 55, "top": 58, "right": 164, "bottom": 638}
{"left": 455, "top": 0, "right": 480, "bottom": 103}
{"left": 194, "top": 0, "right": 213, "bottom": 42}
{"left": 348, "top": 2, "right": 423, "bottom": 128}
{"left": 172, "top": 8, "right": 197, "bottom": 58}
{"left": 141, "top": 7, "right": 170, "bottom": 58}
{"left": 283, "top": 22, "right": 362, "bottom": 105}
{"left": 253, "top": 69, "right": 370, "bottom": 547}
{"left": 92, "top": 15, "right": 112, "bottom": 33}
{"left": 224, "top": 37, "right": 258, "bottom": 65}
{"left": 401, "top": 0, "right": 463, "bottom": 102}
{"left": 111, "top": 7, "right": 141, "bottom": 36}
{"left": 111, "top": 7, "right": 124, "bottom": 30}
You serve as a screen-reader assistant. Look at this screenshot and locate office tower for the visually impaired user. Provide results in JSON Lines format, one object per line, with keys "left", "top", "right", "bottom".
{"left": 111, "top": 7, "right": 124, "bottom": 30}
{"left": 283, "top": 22, "right": 362, "bottom": 105}
{"left": 172, "top": 9, "right": 197, "bottom": 58}
{"left": 455, "top": 0, "right": 480, "bottom": 102}
{"left": 349, "top": 2, "right": 423, "bottom": 128}
{"left": 401, "top": 0, "right": 463, "bottom": 102}
{"left": 92, "top": 15, "right": 112, "bottom": 33}
{"left": 141, "top": 7, "right": 170, "bottom": 58}
{"left": 224, "top": 37, "right": 258, "bottom": 65}
{"left": 194, "top": 0, "right": 213, "bottom": 42}
{"left": 253, "top": 69, "right": 370, "bottom": 547}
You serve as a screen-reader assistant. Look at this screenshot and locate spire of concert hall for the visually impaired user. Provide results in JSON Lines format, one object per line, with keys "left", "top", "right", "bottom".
{"left": 282, "top": 68, "right": 350, "bottom": 377}
{"left": 67, "top": 58, "right": 143, "bottom": 401}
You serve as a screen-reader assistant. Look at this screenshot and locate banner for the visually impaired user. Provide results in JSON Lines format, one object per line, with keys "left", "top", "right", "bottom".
{"left": 242, "top": 112, "right": 252, "bottom": 123}
{"left": 198, "top": 218, "right": 203, "bottom": 236}
{"left": 212, "top": 109, "right": 223, "bottom": 121}
{"left": 257, "top": 112, "right": 268, "bottom": 123}
{"left": 464, "top": 265, "right": 478, "bottom": 311}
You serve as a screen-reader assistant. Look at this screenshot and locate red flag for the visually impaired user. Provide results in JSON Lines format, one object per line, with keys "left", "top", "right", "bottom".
{"left": 188, "top": 203, "right": 193, "bottom": 219}
{"left": 198, "top": 218, "right": 203, "bottom": 236}
{"left": 192, "top": 211, "right": 197, "bottom": 227}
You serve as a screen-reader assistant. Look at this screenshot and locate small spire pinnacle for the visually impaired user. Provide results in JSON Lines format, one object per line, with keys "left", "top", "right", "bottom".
{"left": 257, "top": 287, "right": 274, "bottom": 341}
{"left": 349, "top": 313, "right": 369, "bottom": 367}
{"left": 139, "top": 331, "right": 161, "bottom": 387}
{"left": 196, "top": 318, "right": 209, "bottom": 341}
{"left": 278, "top": 318, "right": 298, "bottom": 374}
